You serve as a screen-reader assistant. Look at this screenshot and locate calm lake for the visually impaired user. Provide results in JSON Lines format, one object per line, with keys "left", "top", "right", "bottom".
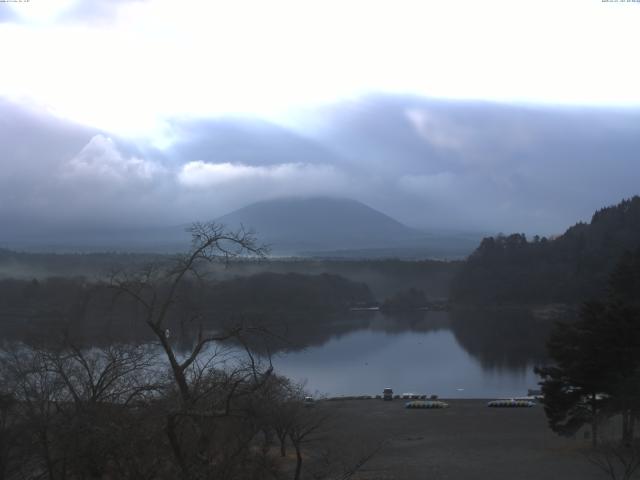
{"left": 267, "top": 309, "right": 553, "bottom": 399}
{"left": 1, "top": 305, "right": 557, "bottom": 400}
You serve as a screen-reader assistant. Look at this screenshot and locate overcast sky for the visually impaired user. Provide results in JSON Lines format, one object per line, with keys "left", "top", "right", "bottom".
{"left": 1, "top": 0, "right": 639, "bottom": 241}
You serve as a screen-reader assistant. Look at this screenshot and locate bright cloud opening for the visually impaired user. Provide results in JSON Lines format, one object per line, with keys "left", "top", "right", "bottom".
{"left": 0, "top": 0, "right": 638, "bottom": 138}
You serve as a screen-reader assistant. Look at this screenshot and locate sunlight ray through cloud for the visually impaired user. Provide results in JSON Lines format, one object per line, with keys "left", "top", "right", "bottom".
{"left": 0, "top": 0, "right": 638, "bottom": 138}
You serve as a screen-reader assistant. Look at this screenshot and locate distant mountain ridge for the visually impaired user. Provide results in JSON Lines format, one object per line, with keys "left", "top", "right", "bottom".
{"left": 216, "top": 196, "right": 425, "bottom": 254}
{"left": 1, "top": 195, "right": 481, "bottom": 258}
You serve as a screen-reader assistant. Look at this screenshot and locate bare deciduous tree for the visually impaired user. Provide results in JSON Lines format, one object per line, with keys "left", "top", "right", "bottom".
{"left": 288, "top": 401, "right": 331, "bottom": 480}
{"left": 110, "top": 222, "right": 279, "bottom": 479}
{"left": 584, "top": 439, "right": 640, "bottom": 480}
{"left": 0, "top": 223, "right": 382, "bottom": 480}
{"left": 0, "top": 391, "right": 22, "bottom": 480}
{"left": 0, "top": 341, "right": 165, "bottom": 480}
{"left": 109, "top": 222, "right": 268, "bottom": 407}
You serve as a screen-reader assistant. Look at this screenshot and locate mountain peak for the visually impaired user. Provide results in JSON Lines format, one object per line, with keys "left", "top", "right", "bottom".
{"left": 217, "top": 196, "right": 421, "bottom": 254}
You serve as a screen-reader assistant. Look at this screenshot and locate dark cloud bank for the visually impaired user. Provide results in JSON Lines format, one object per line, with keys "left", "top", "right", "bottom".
{"left": 1, "top": 94, "right": 639, "bottom": 250}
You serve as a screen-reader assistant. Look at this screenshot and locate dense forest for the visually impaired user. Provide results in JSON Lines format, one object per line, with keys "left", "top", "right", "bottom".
{"left": 451, "top": 196, "right": 640, "bottom": 304}
{"left": 0, "top": 272, "right": 374, "bottom": 346}
{"left": 535, "top": 247, "right": 640, "bottom": 451}
{"left": 0, "top": 251, "right": 459, "bottom": 300}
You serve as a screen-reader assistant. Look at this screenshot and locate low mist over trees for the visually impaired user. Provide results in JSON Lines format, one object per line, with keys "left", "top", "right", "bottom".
{"left": 0, "top": 250, "right": 459, "bottom": 301}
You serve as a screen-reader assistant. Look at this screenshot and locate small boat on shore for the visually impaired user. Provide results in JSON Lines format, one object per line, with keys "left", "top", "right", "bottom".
{"left": 487, "top": 399, "right": 535, "bottom": 408}
{"left": 405, "top": 400, "right": 449, "bottom": 409}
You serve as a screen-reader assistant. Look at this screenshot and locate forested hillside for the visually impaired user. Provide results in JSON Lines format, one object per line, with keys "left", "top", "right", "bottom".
{"left": 451, "top": 196, "right": 640, "bottom": 304}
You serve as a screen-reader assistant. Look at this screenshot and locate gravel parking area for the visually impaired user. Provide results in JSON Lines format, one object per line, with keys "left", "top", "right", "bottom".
{"left": 317, "top": 399, "right": 603, "bottom": 480}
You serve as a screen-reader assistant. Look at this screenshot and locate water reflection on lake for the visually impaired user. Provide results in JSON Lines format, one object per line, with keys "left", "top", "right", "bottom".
{"left": 2, "top": 303, "right": 561, "bottom": 399}
{"left": 269, "top": 309, "right": 553, "bottom": 399}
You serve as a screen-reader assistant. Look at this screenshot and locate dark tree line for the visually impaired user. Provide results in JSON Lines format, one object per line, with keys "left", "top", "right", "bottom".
{"left": 0, "top": 249, "right": 460, "bottom": 301}
{"left": 380, "top": 288, "right": 427, "bottom": 312}
{"left": 206, "top": 272, "right": 373, "bottom": 314}
{"left": 0, "top": 272, "right": 373, "bottom": 348}
{"left": 536, "top": 247, "right": 640, "bottom": 478}
{"left": 452, "top": 196, "right": 640, "bottom": 304}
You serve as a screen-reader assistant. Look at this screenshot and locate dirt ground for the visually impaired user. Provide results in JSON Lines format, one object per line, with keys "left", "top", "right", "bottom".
{"left": 313, "top": 399, "right": 605, "bottom": 480}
